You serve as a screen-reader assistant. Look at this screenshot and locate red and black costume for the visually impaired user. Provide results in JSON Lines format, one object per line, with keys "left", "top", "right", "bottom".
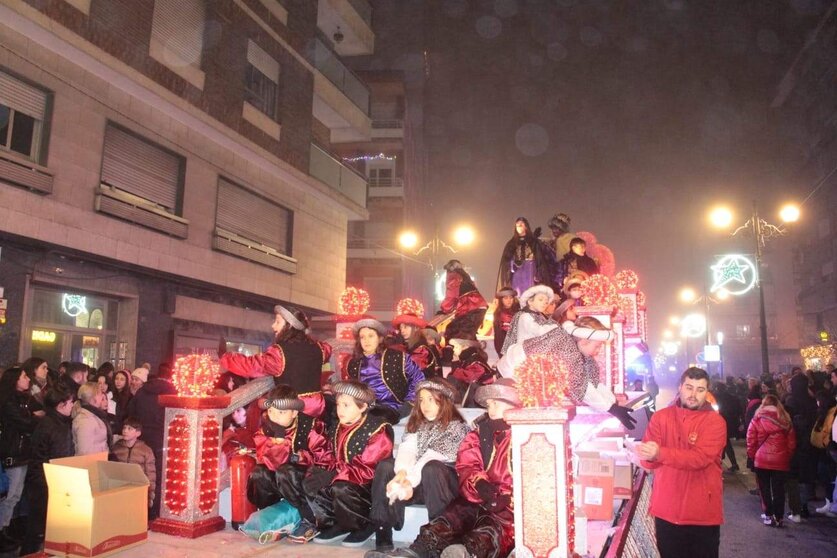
{"left": 448, "top": 348, "right": 497, "bottom": 407}
{"left": 492, "top": 304, "right": 516, "bottom": 357}
{"left": 221, "top": 339, "right": 332, "bottom": 417}
{"left": 440, "top": 267, "right": 488, "bottom": 342}
{"left": 408, "top": 414, "right": 514, "bottom": 558}
{"left": 247, "top": 412, "right": 333, "bottom": 523}
{"left": 308, "top": 414, "right": 394, "bottom": 533}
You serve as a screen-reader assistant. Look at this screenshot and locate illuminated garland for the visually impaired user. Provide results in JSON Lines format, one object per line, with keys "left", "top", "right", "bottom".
{"left": 172, "top": 354, "right": 220, "bottom": 398}
{"left": 515, "top": 354, "right": 569, "bottom": 408}
{"left": 199, "top": 417, "right": 220, "bottom": 515}
{"left": 339, "top": 287, "right": 370, "bottom": 316}
{"left": 614, "top": 269, "right": 639, "bottom": 292}
{"left": 580, "top": 274, "right": 619, "bottom": 307}
{"left": 164, "top": 415, "right": 189, "bottom": 515}
{"left": 637, "top": 291, "right": 647, "bottom": 308}
{"left": 342, "top": 153, "right": 397, "bottom": 162}
{"left": 800, "top": 344, "right": 834, "bottom": 369}
{"left": 396, "top": 297, "right": 425, "bottom": 317}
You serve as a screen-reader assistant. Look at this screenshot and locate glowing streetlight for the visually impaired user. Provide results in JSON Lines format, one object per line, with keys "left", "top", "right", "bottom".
{"left": 398, "top": 231, "right": 419, "bottom": 250}
{"left": 779, "top": 203, "right": 800, "bottom": 223}
{"left": 679, "top": 287, "right": 697, "bottom": 304}
{"left": 452, "top": 225, "right": 476, "bottom": 247}
{"left": 662, "top": 329, "right": 673, "bottom": 339}
{"left": 709, "top": 206, "right": 734, "bottom": 229}
{"left": 715, "top": 288, "right": 730, "bottom": 300}
{"left": 669, "top": 315, "right": 681, "bottom": 326}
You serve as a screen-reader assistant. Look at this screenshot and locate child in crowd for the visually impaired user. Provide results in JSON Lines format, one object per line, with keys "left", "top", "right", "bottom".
{"left": 112, "top": 418, "right": 156, "bottom": 511}
{"left": 447, "top": 338, "right": 496, "bottom": 407}
{"left": 491, "top": 287, "right": 519, "bottom": 358}
{"left": 246, "top": 385, "right": 332, "bottom": 543}
{"left": 381, "top": 378, "right": 520, "bottom": 558}
{"left": 501, "top": 285, "right": 558, "bottom": 354}
{"left": 309, "top": 380, "right": 393, "bottom": 548}
{"left": 20, "top": 388, "right": 75, "bottom": 555}
{"left": 392, "top": 313, "right": 441, "bottom": 380}
{"left": 346, "top": 319, "right": 425, "bottom": 424}
{"left": 367, "top": 379, "right": 471, "bottom": 555}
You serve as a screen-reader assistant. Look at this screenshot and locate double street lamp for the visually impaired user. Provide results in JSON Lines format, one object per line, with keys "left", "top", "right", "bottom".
{"left": 707, "top": 202, "right": 800, "bottom": 375}
{"left": 678, "top": 286, "right": 729, "bottom": 374}
{"left": 398, "top": 225, "right": 477, "bottom": 301}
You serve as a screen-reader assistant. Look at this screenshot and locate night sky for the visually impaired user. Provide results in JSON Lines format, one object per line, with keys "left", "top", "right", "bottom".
{"left": 360, "top": 0, "right": 828, "bottom": 345}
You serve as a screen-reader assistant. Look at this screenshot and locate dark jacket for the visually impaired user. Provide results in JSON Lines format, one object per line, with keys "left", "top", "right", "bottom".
{"left": 785, "top": 374, "right": 818, "bottom": 480}
{"left": 29, "top": 409, "right": 74, "bottom": 466}
{"left": 0, "top": 391, "right": 43, "bottom": 467}
{"left": 126, "top": 378, "right": 177, "bottom": 450}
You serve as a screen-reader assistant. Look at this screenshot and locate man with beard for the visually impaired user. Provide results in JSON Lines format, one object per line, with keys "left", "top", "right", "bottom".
{"left": 634, "top": 367, "right": 726, "bottom": 558}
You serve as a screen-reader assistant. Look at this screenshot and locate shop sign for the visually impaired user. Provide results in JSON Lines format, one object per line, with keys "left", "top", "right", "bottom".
{"left": 32, "top": 329, "right": 57, "bottom": 343}
{"left": 62, "top": 293, "right": 88, "bottom": 317}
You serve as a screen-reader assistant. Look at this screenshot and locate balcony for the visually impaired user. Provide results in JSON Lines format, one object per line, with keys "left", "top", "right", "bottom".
{"left": 347, "top": 238, "right": 401, "bottom": 260}
{"left": 309, "top": 143, "right": 367, "bottom": 209}
{"left": 371, "top": 118, "right": 404, "bottom": 139}
{"left": 309, "top": 38, "right": 371, "bottom": 143}
{"left": 317, "top": 0, "right": 374, "bottom": 56}
{"left": 368, "top": 176, "right": 404, "bottom": 198}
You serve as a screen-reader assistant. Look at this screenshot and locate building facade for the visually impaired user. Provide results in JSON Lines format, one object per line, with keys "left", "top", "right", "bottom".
{"left": 0, "top": 0, "right": 373, "bottom": 369}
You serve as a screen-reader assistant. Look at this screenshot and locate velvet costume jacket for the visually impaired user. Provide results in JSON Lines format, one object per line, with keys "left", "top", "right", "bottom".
{"left": 220, "top": 338, "right": 332, "bottom": 416}
{"left": 450, "top": 349, "right": 495, "bottom": 385}
{"left": 328, "top": 414, "right": 393, "bottom": 486}
{"left": 254, "top": 413, "right": 333, "bottom": 472}
{"left": 441, "top": 269, "right": 488, "bottom": 317}
{"left": 456, "top": 415, "right": 513, "bottom": 506}
{"left": 347, "top": 349, "right": 424, "bottom": 410}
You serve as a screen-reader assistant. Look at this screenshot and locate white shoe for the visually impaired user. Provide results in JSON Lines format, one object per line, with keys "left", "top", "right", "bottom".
{"left": 786, "top": 514, "right": 801, "bottom": 523}
{"left": 815, "top": 499, "right": 832, "bottom": 514}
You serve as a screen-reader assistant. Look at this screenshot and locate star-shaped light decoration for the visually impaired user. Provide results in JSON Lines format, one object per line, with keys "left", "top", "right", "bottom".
{"left": 710, "top": 255, "right": 757, "bottom": 296}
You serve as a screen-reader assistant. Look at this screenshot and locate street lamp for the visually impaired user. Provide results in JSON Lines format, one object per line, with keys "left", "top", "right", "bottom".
{"left": 678, "top": 285, "right": 727, "bottom": 374}
{"left": 708, "top": 202, "right": 800, "bottom": 375}
{"left": 398, "top": 225, "right": 477, "bottom": 301}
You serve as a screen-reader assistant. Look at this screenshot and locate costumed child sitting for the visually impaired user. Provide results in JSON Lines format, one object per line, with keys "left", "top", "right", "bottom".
{"left": 112, "top": 417, "right": 156, "bottom": 511}
{"left": 378, "top": 378, "right": 521, "bottom": 558}
{"left": 447, "top": 338, "right": 497, "bottom": 408}
{"left": 500, "top": 284, "right": 558, "bottom": 355}
{"left": 365, "top": 379, "right": 471, "bottom": 556}
{"left": 492, "top": 287, "right": 519, "bottom": 358}
{"left": 437, "top": 259, "right": 488, "bottom": 350}
{"left": 308, "top": 380, "right": 394, "bottom": 547}
{"left": 346, "top": 318, "right": 425, "bottom": 424}
{"left": 392, "top": 313, "right": 442, "bottom": 380}
{"left": 246, "top": 385, "right": 332, "bottom": 543}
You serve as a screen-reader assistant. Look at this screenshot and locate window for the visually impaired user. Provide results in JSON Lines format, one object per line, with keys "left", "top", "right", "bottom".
{"left": 244, "top": 40, "right": 280, "bottom": 120}
{"left": 735, "top": 324, "right": 751, "bottom": 338}
{"left": 215, "top": 177, "right": 293, "bottom": 257}
{"left": 0, "top": 69, "right": 48, "bottom": 161}
{"left": 100, "top": 124, "right": 184, "bottom": 214}
{"left": 150, "top": 0, "right": 206, "bottom": 89}
{"left": 368, "top": 167, "right": 393, "bottom": 187}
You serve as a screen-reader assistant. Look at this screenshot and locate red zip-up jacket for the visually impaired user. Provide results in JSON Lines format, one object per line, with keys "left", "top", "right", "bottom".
{"left": 746, "top": 406, "right": 796, "bottom": 472}
{"left": 641, "top": 401, "right": 727, "bottom": 526}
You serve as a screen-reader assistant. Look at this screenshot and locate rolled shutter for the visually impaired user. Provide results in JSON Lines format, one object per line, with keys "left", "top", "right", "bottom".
{"left": 247, "top": 41, "right": 280, "bottom": 83}
{"left": 151, "top": 0, "right": 205, "bottom": 67}
{"left": 101, "top": 125, "right": 181, "bottom": 211}
{"left": 0, "top": 70, "right": 48, "bottom": 119}
{"left": 216, "top": 178, "right": 291, "bottom": 255}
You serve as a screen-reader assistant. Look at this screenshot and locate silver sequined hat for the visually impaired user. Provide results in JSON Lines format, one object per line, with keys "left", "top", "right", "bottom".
{"left": 331, "top": 380, "right": 376, "bottom": 405}
{"left": 352, "top": 318, "right": 388, "bottom": 337}
{"left": 474, "top": 378, "right": 522, "bottom": 408}
{"left": 415, "top": 379, "right": 458, "bottom": 402}
{"left": 263, "top": 396, "right": 304, "bottom": 411}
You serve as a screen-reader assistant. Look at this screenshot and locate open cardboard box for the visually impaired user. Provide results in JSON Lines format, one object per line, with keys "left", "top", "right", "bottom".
{"left": 43, "top": 452, "right": 149, "bottom": 558}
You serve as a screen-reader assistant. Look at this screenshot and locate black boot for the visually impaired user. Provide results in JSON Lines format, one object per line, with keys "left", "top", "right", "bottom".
{"left": 375, "top": 525, "right": 394, "bottom": 552}
{"left": 0, "top": 527, "right": 20, "bottom": 553}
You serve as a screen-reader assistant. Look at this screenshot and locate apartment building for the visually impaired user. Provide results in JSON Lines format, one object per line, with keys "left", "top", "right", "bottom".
{"left": 0, "top": 0, "right": 373, "bottom": 369}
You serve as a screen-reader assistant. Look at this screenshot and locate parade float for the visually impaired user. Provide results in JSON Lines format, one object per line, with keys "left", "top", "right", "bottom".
{"left": 150, "top": 232, "right": 657, "bottom": 556}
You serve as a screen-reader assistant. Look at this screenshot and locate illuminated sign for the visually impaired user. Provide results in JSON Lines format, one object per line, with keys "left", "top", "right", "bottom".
{"left": 62, "top": 293, "right": 88, "bottom": 317}
{"left": 704, "top": 345, "right": 721, "bottom": 362}
{"left": 710, "top": 254, "right": 757, "bottom": 296}
{"left": 32, "top": 330, "right": 57, "bottom": 343}
{"left": 680, "top": 313, "right": 706, "bottom": 338}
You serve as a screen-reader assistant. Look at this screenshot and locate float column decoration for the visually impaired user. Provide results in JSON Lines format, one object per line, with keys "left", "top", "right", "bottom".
{"left": 151, "top": 354, "right": 228, "bottom": 538}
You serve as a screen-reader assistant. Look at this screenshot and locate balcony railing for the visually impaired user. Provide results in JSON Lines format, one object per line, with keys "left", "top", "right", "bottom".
{"left": 372, "top": 119, "right": 403, "bottom": 129}
{"left": 309, "top": 143, "right": 368, "bottom": 208}
{"left": 368, "top": 177, "right": 404, "bottom": 188}
{"left": 309, "top": 38, "right": 370, "bottom": 114}
{"left": 348, "top": 0, "right": 373, "bottom": 26}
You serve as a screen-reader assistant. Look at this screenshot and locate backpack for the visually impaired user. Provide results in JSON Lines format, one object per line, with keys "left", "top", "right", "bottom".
{"left": 810, "top": 406, "right": 836, "bottom": 450}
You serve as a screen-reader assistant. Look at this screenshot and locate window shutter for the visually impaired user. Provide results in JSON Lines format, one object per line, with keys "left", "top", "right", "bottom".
{"left": 247, "top": 40, "right": 280, "bottom": 83}
{"left": 101, "top": 125, "right": 181, "bottom": 211}
{"left": 216, "top": 178, "right": 291, "bottom": 255}
{"left": 151, "top": 0, "right": 206, "bottom": 67}
{"left": 0, "top": 70, "right": 47, "bottom": 119}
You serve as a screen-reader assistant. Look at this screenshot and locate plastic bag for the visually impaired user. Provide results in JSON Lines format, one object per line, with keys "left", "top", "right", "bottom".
{"left": 239, "top": 499, "right": 301, "bottom": 544}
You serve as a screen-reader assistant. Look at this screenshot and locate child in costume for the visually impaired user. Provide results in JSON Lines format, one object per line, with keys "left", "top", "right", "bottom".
{"left": 346, "top": 319, "right": 425, "bottom": 424}
{"left": 374, "top": 378, "right": 521, "bottom": 558}
{"left": 438, "top": 260, "right": 488, "bottom": 345}
{"left": 500, "top": 284, "right": 558, "bottom": 354}
{"left": 392, "top": 313, "right": 442, "bottom": 380}
{"left": 447, "top": 338, "right": 497, "bottom": 408}
{"left": 309, "top": 380, "right": 394, "bottom": 547}
{"left": 366, "top": 379, "right": 471, "bottom": 554}
{"left": 492, "top": 287, "right": 519, "bottom": 357}
{"left": 246, "top": 385, "right": 333, "bottom": 543}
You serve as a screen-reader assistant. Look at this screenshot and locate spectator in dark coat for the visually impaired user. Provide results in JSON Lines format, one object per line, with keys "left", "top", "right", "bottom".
{"left": 126, "top": 363, "right": 176, "bottom": 519}
{"left": 20, "top": 388, "right": 75, "bottom": 555}
{"left": 55, "top": 362, "right": 88, "bottom": 399}
{"left": 715, "top": 383, "right": 741, "bottom": 472}
{"left": 784, "top": 373, "right": 818, "bottom": 518}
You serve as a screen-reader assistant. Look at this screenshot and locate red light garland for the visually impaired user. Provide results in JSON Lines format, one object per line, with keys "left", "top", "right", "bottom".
{"left": 199, "top": 417, "right": 220, "bottom": 514}
{"left": 613, "top": 269, "right": 639, "bottom": 292}
{"left": 580, "top": 274, "right": 619, "bottom": 307}
{"left": 172, "top": 354, "right": 220, "bottom": 398}
{"left": 338, "top": 287, "right": 370, "bottom": 316}
{"left": 515, "top": 354, "right": 569, "bottom": 408}
{"left": 637, "top": 290, "right": 647, "bottom": 308}
{"left": 164, "top": 415, "right": 189, "bottom": 516}
{"left": 395, "top": 297, "right": 425, "bottom": 317}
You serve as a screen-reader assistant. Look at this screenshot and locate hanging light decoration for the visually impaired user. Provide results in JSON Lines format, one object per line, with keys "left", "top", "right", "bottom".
{"left": 172, "top": 354, "right": 221, "bottom": 398}
{"left": 338, "top": 287, "right": 371, "bottom": 316}
{"left": 580, "top": 274, "right": 619, "bottom": 307}
{"left": 395, "top": 297, "right": 425, "bottom": 318}
{"left": 613, "top": 269, "right": 640, "bottom": 292}
{"left": 515, "top": 354, "right": 569, "bottom": 408}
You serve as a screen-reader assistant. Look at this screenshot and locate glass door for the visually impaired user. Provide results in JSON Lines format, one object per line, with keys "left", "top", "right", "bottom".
{"left": 71, "top": 334, "right": 101, "bottom": 368}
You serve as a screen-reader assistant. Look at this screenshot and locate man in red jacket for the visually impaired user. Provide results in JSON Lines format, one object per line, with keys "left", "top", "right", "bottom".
{"left": 635, "top": 367, "right": 727, "bottom": 558}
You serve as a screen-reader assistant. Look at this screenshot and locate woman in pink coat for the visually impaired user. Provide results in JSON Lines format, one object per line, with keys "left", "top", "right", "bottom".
{"left": 746, "top": 394, "right": 796, "bottom": 527}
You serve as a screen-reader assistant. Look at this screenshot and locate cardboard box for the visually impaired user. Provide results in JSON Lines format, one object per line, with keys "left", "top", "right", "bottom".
{"left": 44, "top": 452, "right": 149, "bottom": 558}
{"left": 576, "top": 452, "right": 614, "bottom": 521}
{"left": 613, "top": 460, "right": 634, "bottom": 499}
